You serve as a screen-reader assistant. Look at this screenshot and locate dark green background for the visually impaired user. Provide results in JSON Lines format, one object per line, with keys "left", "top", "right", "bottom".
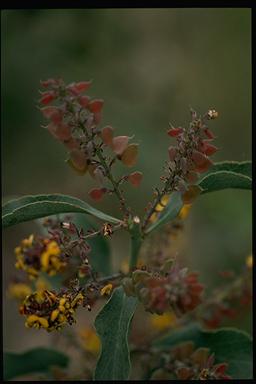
{"left": 2, "top": 8, "right": 251, "bottom": 354}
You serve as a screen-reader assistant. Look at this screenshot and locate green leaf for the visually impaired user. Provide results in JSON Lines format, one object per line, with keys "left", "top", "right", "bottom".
{"left": 145, "top": 192, "right": 183, "bottom": 234}
{"left": 2, "top": 194, "right": 121, "bottom": 228}
{"left": 198, "top": 161, "right": 252, "bottom": 193}
{"left": 73, "top": 214, "right": 112, "bottom": 275}
{"left": 3, "top": 347, "right": 69, "bottom": 380}
{"left": 205, "top": 160, "right": 252, "bottom": 178}
{"left": 94, "top": 287, "right": 138, "bottom": 380}
{"left": 153, "top": 323, "right": 252, "bottom": 379}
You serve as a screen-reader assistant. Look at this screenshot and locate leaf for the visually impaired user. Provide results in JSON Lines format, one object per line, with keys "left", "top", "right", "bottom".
{"left": 199, "top": 171, "right": 252, "bottom": 193}
{"left": 3, "top": 347, "right": 69, "bottom": 380}
{"left": 121, "top": 144, "right": 139, "bottom": 167}
{"left": 153, "top": 323, "right": 252, "bottom": 379}
{"left": 94, "top": 287, "right": 138, "bottom": 380}
{"left": 198, "top": 160, "right": 252, "bottom": 193}
{"left": 145, "top": 192, "right": 183, "bottom": 234}
{"left": 73, "top": 214, "right": 112, "bottom": 275}
{"left": 2, "top": 194, "right": 121, "bottom": 228}
{"left": 205, "top": 160, "right": 252, "bottom": 178}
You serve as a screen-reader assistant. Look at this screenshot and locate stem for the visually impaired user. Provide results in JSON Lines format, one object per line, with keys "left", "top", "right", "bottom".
{"left": 128, "top": 217, "right": 143, "bottom": 271}
{"left": 95, "top": 147, "right": 131, "bottom": 217}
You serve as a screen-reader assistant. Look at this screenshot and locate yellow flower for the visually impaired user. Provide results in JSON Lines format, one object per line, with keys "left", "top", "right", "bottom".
{"left": 35, "top": 277, "right": 51, "bottom": 292}
{"left": 25, "top": 314, "right": 49, "bottom": 329}
{"left": 246, "top": 254, "right": 253, "bottom": 269}
{"left": 21, "top": 234, "right": 34, "bottom": 247}
{"left": 100, "top": 284, "right": 113, "bottom": 296}
{"left": 79, "top": 327, "right": 100, "bottom": 354}
{"left": 150, "top": 311, "right": 177, "bottom": 331}
{"left": 178, "top": 203, "right": 192, "bottom": 220}
{"left": 8, "top": 283, "right": 32, "bottom": 300}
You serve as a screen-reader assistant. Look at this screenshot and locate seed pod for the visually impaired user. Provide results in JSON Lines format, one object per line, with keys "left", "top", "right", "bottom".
{"left": 88, "top": 188, "right": 106, "bottom": 201}
{"left": 121, "top": 144, "right": 139, "bottom": 167}
{"left": 41, "top": 107, "right": 62, "bottom": 124}
{"left": 94, "top": 166, "right": 105, "bottom": 186}
{"left": 200, "top": 141, "right": 218, "bottom": 156}
{"left": 186, "top": 171, "right": 199, "bottom": 183}
{"left": 79, "top": 95, "right": 90, "bottom": 108}
{"left": 88, "top": 99, "right": 104, "bottom": 113}
{"left": 128, "top": 171, "right": 143, "bottom": 187}
{"left": 168, "top": 146, "right": 177, "bottom": 161}
{"left": 40, "top": 91, "right": 56, "bottom": 105}
{"left": 67, "top": 81, "right": 92, "bottom": 95}
{"left": 192, "top": 150, "right": 213, "bottom": 173}
{"left": 204, "top": 128, "right": 216, "bottom": 140}
{"left": 112, "top": 136, "right": 129, "bottom": 155}
{"left": 101, "top": 126, "right": 114, "bottom": 147}
{"left": 40, "top": 78, "right": 59, "bottom": 88}
{"left": 182, "top": 185, "right": 202, "bottom": 204}
{"left": 68, "top": 149, "right": 88, "bottom": 174}
{"left": 167, "top": 127, "right": 183, "bottom": 137}
{"left": 63, "top": 137, "right": 79, "bottom": 150}
{"left": 55, "top": 123, "right": 72, "bottom": 141}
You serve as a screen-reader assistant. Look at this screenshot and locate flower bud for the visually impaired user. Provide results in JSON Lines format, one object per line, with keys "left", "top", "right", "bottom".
{"left": 101, "top": 126, "right": 114, "bottom": 147}
{"left": 128, "top": 171, "right": 143, "bottom": 187}
{"left": 120, "top": 144, "right": 139, "bottom": 167}
{"left": 167, "top": 127, "right": 183, "bottom": 137}
{"left": 112, "top": 136, "right": 129, "bottom": 155}
{"left": 168, "top": 146, "right": 177, "bottom": 161}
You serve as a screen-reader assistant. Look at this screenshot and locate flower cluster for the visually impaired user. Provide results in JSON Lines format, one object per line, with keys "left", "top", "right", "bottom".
{"left": 39, "top": 78, "right": 142, "bottom": 208}
{"left": 151, "top": 341, "right": 231, "bottom": 380}
{"left": 19, "top": 283, "right": 87, "bottom": 332}
{"left": 142, "top": 108, "right": 218, "bottom": 231}
{"left": 200, "top": 259, "right": 252, "bottom": 328}
{"left": 122, "top": 262, "right": 204, "bottom": 315}
{"left": 15, "top": 234, "right": 66, "bottom": 279}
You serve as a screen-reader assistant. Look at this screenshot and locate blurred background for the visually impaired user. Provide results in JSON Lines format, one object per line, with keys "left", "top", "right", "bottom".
{"left": 2, "top": 8, "right": 251, "bottom": 359}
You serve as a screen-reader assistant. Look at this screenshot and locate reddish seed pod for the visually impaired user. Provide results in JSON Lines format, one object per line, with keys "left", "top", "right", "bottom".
{"left": 167, "top": 127, "right": 183, "bottom": 137}
{"left": 128, "top": 171, "right": 143, "bottom": 187}
{"left": 93, "top": 111, "right": 102, "bottom": 125}
{"left": 88, "top": 188, "right": 106, "bottom": 201}
{"left": 168, "top": 146, "right": 177, "bottom": 161}
{"left": 186, "top": 171, "right": 199, "bottom": 183}
{"left": 121, "top": 144, "right": 139, "bottom": 167}
{"left": 40, "top": 91, "right": 56, "bottom": 105}
{"left": 79, "top": 95, "right": 90, "bottom": 108}
{"left": 67, "top": 81, "right": 92, "bottom": 95}
{"left": 41, "top": 107, "right": 62, "bottom": 124}
{"left": 88, "top": 99, "right": 104, "bottom": 113}
{"left": 40, "top": 79, "right": 59, "bottom": 88}
{"left": 112, "top": 136, "right": 129, "bottom": 155}
{"left": 69, "top": 149, "right": 88, "bottom": 174}
{"left": 55, "top": 123, "right": 72, "bottom": 141}
{"left": 192, "top": 151, "right": 213, "bottom": 173}
{"left": 202, "top": 142, "right": 218, "bottom": 156}
{"left": 101, "top": 126, "right": 114, "bottom": 146}
{"left": 204, "top": 128, "right": 216, "bottom": 140}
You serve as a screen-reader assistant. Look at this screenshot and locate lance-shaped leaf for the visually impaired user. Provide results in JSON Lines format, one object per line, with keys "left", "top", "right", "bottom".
{"left": 2, "top": 194, "right": 121, "bottom": 228}
{"left": 153, "top": 323, "right": 252, "bottom": 379}
{"left": 94, "top": 287, "right": 138, "bottom": 380}
{"left": 198, "top": 160, "right": 252, "bottom": 193}
{"left": 145, "top": 191, "right": 183, "bottom": 234}
{"left": 4, "top": 348, "right": 69, "bottom": 380}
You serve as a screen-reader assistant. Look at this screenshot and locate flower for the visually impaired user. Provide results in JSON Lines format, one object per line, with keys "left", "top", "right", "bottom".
{"left": 79, "top": 327, "right": 100, "bottom": 354}
{"left": 123, "top": 263, "right": 204, "bottom": 315}
{"left": 246, "top": 254, "right": 253, "bottom": 269}
{"left": 15, "top": 235, "right": 67, "bottom": 279}
{"left": 100, "top": 284, "right": 113, "bottom": 296}
{"left": 8, "top": 282, "right": 32, "bottom": 301}
{"left": 150, "top": 311, "right": 177, "bottom": 331}
{"left": 20, "top": 288, "right": 86, "bottom": 332}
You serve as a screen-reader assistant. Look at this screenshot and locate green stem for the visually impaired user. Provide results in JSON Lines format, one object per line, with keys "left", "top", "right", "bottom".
{"left": 129, "top": 217, "right": 143, "bottom": 271}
